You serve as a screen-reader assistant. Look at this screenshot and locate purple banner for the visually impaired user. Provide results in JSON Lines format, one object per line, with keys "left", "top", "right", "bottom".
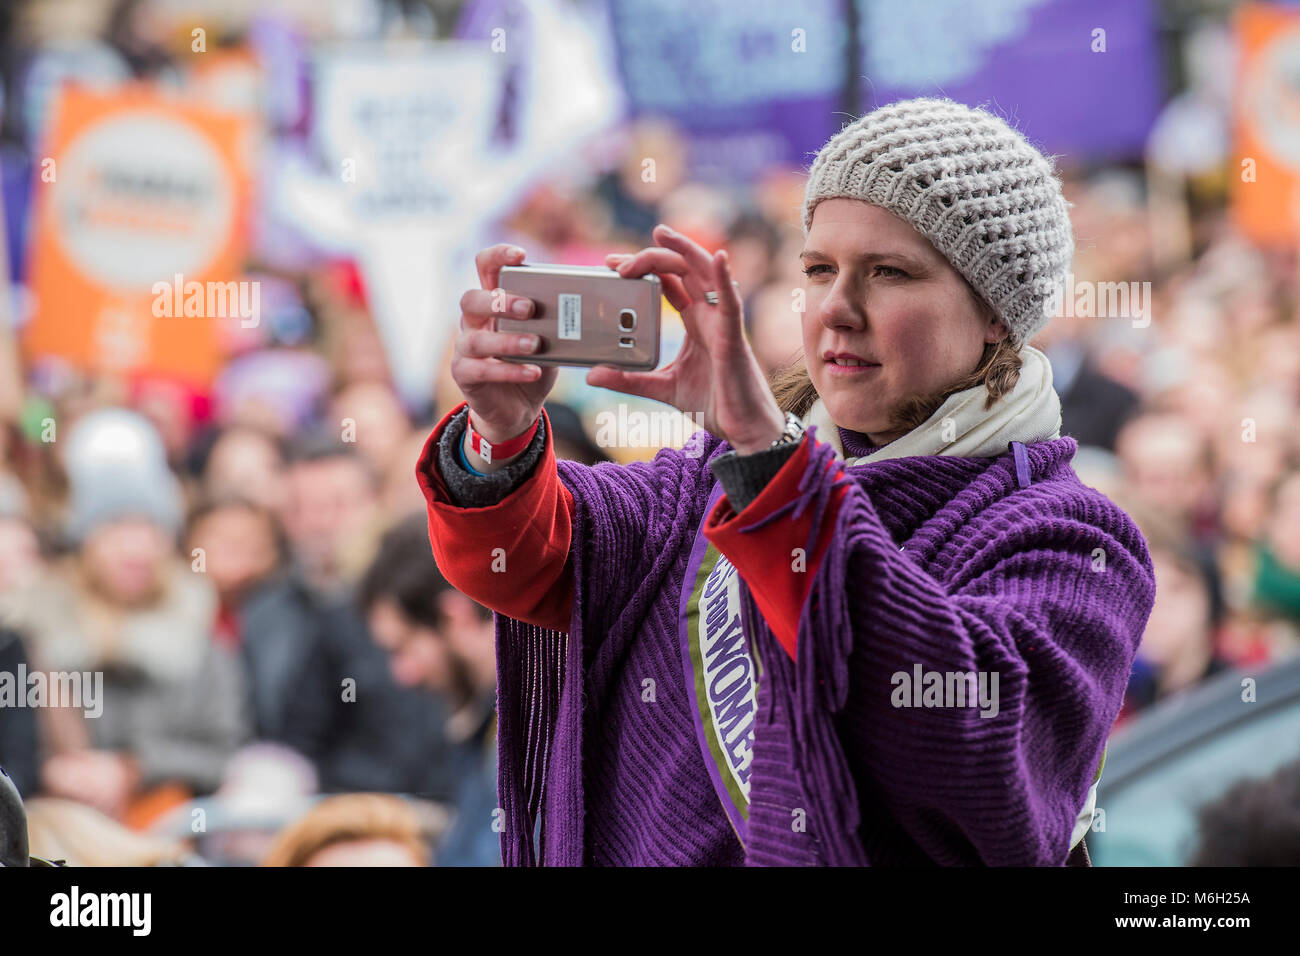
{"left": 605, "top": 0, "right": 1162, "bottom": 182}
{"left": 857, "top": 0, "right": 1163, "bottom": 162}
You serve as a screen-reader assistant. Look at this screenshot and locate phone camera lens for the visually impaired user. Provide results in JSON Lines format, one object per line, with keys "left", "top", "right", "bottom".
{"left": 619, "top": 309, "right": 637, "bottom": 331}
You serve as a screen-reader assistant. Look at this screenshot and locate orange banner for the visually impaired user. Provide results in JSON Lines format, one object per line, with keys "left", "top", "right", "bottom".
{"left": 1232, "top": 3, "right": 1300, "bottom": 246}
{"left": 23, "top": 84, "right": 251, "bottom": 388}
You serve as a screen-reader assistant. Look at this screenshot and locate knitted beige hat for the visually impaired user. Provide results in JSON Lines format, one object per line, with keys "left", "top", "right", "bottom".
{"left": 801, "top": 97, "right": 1074, "bottom": 346}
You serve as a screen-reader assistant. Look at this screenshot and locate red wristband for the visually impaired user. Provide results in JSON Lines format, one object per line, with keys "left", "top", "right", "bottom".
{"left": 468, "top": 412, "right": 541, "bottom": 464}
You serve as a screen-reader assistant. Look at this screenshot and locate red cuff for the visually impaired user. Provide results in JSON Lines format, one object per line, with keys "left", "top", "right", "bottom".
{"left": 416, "top": 401, "right": 575, "bottom": 632}
{"left": 702, "top": 435, "right": 849, "bottom": 660}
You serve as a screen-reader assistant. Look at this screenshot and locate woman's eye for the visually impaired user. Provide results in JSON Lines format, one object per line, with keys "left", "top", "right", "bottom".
{"left": 802, "top": 264, "right": 833, "bottom": 277}
{"left": 874, "top": 265, "right": 907, "bottom": 278}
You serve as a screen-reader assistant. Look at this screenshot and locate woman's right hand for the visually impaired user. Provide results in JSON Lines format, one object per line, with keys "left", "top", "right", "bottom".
{"left": 451, "top": 244, "right": 557, "bottom": 444}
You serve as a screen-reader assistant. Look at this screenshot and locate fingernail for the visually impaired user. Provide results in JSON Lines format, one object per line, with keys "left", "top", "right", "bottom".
{"left": 510, "top": 246, "right": 526, "bottom": 257}
{"left": 512, "top": 300, "right": 530, "bottom": 316}
{"left": 519, "top": 335, "right": 537, "bottom": 351}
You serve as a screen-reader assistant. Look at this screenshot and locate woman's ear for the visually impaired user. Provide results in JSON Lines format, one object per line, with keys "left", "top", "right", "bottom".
{"left": 984, "top": 313, "right": 1010, "bottom": 345}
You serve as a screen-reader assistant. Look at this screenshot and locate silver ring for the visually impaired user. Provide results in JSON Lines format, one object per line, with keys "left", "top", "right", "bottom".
{"left": 704, "top": 290, "right": 720, "bottom": 305}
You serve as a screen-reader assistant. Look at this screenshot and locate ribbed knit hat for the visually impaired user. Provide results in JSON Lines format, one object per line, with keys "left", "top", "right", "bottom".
{"left": 802, "top": 97, "right": 1074, "bottom": 346}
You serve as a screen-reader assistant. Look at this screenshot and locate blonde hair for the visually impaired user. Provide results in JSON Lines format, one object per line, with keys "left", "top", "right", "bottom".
{"left": 262, "top": 794, "right": 430, "bottom": 867}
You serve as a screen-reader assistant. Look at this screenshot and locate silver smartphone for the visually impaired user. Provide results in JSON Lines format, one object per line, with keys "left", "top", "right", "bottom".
{"left": 492, "top": 263, "right": 661, "bottom": 371}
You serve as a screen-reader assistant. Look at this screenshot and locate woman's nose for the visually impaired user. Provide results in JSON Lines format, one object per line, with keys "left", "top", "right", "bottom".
{"left": 815, "top": 282, "right": 867, "bottom": 331}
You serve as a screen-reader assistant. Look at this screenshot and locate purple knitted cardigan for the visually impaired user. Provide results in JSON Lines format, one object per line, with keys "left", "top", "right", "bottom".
{"left": 492, "top": 425, "right": 1156, "bottom": 866}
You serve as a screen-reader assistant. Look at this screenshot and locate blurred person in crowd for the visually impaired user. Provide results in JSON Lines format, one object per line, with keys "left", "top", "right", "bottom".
{"left": 0, "top": 628, "right": 38, "bottom": 797}
{"left": 502, "top": 180, "right": 610, "bottom": 264}
{"left": 328, "top": 380, "right": 413, "bottom": 477}
{"left": 1154, "top": 349, "right": 1236, "bottom": 454}
{"left": 1067, "top": 445, "right": 1125, "bottom": 503}
{"left": 1252, "top": 323, "right": 1300, "bottom": 413}
{"left": 1223, "top": 389, "right": 1294, "bottom": 489}
{"left": 212, "top": 347, "right": 333, "bottom": 439}
{"left": 658, "top": 182, "right": 733, "bottom": 255}
{"left": 279, "top": 568, "right": 461, "bottom": 803}
{"left": 1190, "top": 758, "right": 1300, "bottom": 867}
{"left": 0, "top": 477, "right": 43, "bottom": 594}
{"left": 724, "top": 210, "right": 781, "bottom": 299}
{"left": 105, "top": 0, "right": 178, "bottom": 79}
{"left": 192, "top": 451, "right": 456, "bottom": 800}
{"left": 751, "top": 166, "right": 812, "bottom": 234}
{"left": 281, "top": 437, "right": 383, "bottom": 599}
{"left": 1247, "top": 470, "right": 1300, "bottom": 635}
{"left": 301, "top": 263, "right": 394, "bottom": 389}
{"left": 746, "top": 282, "right": 808, "bottom": 378}
{"left": 129, "top": 375, "right": 205, "bottom": 470}
{"left": 358, "top": 515, "right": 500, "bottom": 866}
{"left": 262, "top": 793, "right": 429, "bottom": 867}
{"left": 0, "top": 412, "right": 248, "bottom": 824}
{"left": 184, "top": 497, "right": 327, "bottom": 753}
{"left": 1212, "top": 395, "right": 1298, "bottom": 619}
{"left": 173, "top": 743, "right": 319, "bottom": 867}
{"left": 1067, "top": 170, "right": 1154, "bottom": 285}
{"left": 1116, "top": 501, "right": 1229, "bottom": 725}
{"left": 1115, "top": 410, "right": 1219, "bottom": 546}
{"left": 328, "top": 311, "right": 393, "bottom": 389}
{"left": 382, "top": 426, "right": 441, "bottom": 521}
{"left": 0, "top": 418, "right": 64, "bottom": 532}
{"left": 199, "top": 425, "right": 290, "bottom": 515}
{"left": 593, "top": 117, "right": 689, "bottom": 243}
{"left": 543, "top": 400, "right": 612, "bottom": 466}
{"left": 1031, "top": 310, "right": 1140, "bottom": 453}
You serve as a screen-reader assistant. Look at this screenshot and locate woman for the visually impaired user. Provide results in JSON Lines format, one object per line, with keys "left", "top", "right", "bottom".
{"left": 418, "top": 98, "right": 1157, "bottom": 866}
{"left": 1, "top": 410, "right": 248, "bottom": 823}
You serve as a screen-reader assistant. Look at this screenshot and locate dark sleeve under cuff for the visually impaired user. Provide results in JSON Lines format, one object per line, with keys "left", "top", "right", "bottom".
{"left": 707, "top": 438, "right": 803, "bottom": 513}
{"left": 436, "top": 405, "right": 549, "bottom": 508}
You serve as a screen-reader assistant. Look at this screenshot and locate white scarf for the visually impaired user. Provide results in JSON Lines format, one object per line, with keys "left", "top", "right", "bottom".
{"left": 800, "top": 344, "right": 1063, "bottom": 465}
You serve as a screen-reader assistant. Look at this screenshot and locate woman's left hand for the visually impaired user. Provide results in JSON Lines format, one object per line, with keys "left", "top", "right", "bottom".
{"left": 588, "top": 224, "right": 786, "bottom": 455}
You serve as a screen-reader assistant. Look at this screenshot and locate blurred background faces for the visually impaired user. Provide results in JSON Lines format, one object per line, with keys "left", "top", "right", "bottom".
{"left": 0, "top": 0, "right": 1298, "bottom": 866}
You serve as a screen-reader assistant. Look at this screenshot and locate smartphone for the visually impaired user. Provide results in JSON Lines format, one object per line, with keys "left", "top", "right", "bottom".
{"left": 493, "top": 263, "right": 661, "bottom": 371}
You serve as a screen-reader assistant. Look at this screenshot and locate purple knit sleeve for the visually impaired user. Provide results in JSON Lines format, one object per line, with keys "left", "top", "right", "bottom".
{"left": 493, "top": 429, "right": 727, "bottom": 865}
{"left": 552, "top": 434, "right": 727, "bottom": 644}
{"left": 741, "top": 439, "right": 1157, "bottom": 866}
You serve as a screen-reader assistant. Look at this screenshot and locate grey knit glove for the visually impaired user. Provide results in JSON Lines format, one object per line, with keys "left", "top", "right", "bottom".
{"left": 708, "top": 439, "right": 802, "bottom": 513}
{"left": 434, "top": 405, "right": 548, "bottom": 508}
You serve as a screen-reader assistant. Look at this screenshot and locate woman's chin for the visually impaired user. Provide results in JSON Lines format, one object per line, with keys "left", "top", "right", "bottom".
{"left": 820, "top": 398, "right": 888, "bottom": 436}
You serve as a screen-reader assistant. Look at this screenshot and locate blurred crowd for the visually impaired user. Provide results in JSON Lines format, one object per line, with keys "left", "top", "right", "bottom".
{"left": 0, "top": 0, "right": 1297, "bottom": 866}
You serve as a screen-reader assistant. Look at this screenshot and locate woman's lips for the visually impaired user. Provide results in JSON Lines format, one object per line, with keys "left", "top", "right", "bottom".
{"left": 825, "top": 359, "right": 881, "bottom": 376}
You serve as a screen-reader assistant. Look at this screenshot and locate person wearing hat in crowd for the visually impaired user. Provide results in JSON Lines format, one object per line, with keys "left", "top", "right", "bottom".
{"left": 419, "top": 98, "right": 1157, "bottom": 865}
{"left": 0, "top": 409, "right": 248, "bottom": 825}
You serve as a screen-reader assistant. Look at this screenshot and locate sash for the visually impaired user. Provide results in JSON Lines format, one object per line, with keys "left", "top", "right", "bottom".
{"left": 678, "top": 481, "right": 761, "bottom": 848}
